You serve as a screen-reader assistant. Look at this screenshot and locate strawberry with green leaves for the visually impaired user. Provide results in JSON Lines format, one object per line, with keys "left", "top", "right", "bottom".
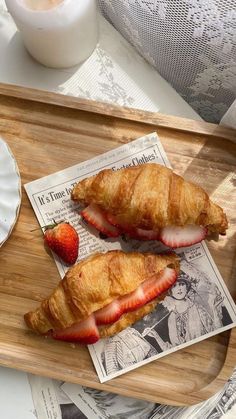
{"left": 43, "top": 221, "right": 79, "bottom": 265}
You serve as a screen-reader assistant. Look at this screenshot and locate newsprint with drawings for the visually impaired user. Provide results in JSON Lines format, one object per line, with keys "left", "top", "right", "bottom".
{"left": 28, "top": 370, "right": 236, "bottom": 419}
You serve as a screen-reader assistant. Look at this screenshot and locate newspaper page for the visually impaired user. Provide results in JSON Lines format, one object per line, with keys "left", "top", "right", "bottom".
{"left": 28, "top": 371, "right": 236, "bottom": 419}
{"left": 24, "top": 132, "right": 236, "bottom": 383}
{"left": 28, "top": 375, "right": 88, "bottom": 419}
{"left": 61, "top": 375, "right": 236, "bottom": 419}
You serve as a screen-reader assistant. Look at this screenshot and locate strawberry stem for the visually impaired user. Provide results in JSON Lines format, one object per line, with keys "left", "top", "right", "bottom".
{"left": 43, "top": 220, "right": 62, "bottom": 230}
{"left": 31, "top": 220, "right": 66, "bottom": 232}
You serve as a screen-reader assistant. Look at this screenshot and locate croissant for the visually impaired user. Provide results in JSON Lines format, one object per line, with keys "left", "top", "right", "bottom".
{"left": 24, "top": 251, "right": 179, "bottom": 344}
{"left": 71, "top": 163, "right": 228, "bottom": 248}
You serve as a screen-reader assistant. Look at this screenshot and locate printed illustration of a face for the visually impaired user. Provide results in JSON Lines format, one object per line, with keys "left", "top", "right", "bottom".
{"left": 171, "top": 281, "right": 188, "bottom": 300}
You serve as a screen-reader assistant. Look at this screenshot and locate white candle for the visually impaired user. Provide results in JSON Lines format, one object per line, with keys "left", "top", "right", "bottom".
{"left": 5, "top": 0, "right": 99, "bottom": 68}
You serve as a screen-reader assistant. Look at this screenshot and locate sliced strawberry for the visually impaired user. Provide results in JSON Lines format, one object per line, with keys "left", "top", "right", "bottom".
{"left": 52, "top": 268, "right": 178, "bottom": 339}
{"left": 105, "top": 213, "right": 120, "bottom": 227}
{"left": 106, "top": 214, "right": 132, "bottom": 234}
{"left": 119, "top": 227, "right": 158, "bottom": 241}
{"left": 119, "top": 286, "right": 145, "bottom": 313}
{"left": 105, "top": 212, "right": 159, "bottom": 241}
{"left": 81, "top": 204, "right": 121, "bottom": 238}
{"left": 119, "top": 226, "right": 139, "bottom": 239}
{"left": 52, "top": 314, "right": 99, "bottom": 344}
{"left": 128, "top": 228, "right": 160, "bottom": 241}
{"left": 95, "top": 300, "right": 122, "bottom": 325}
{"left": 141, "top": 267, "right": 177, "bottom": 302}
{"left": 159, "top": 225, "right": 207, "bottom": 248}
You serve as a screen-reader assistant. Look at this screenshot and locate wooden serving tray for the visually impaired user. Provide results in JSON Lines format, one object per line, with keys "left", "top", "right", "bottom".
{"left": 0, "top": 83, "right": 236, "bottom": 407}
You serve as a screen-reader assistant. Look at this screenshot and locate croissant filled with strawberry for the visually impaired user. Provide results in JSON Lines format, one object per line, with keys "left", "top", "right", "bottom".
{"left": 24, "top": 251, "right": 179, "bottom": 344}
{"left": 72, "top": 163, "right": 228, "bottom": 248}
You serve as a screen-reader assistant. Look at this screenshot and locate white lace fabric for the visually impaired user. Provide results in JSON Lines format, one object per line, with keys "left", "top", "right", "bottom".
{"left": 98, "top": 0, "right": 236, "bottom": 123}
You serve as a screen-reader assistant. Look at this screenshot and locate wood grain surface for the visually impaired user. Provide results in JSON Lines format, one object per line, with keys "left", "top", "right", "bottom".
{"left": 0, "top": 85, "right": 236, "bottom": 407}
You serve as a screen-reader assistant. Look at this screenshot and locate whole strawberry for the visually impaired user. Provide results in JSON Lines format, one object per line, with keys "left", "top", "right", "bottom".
{"left": 44, "top": 221, "right": 79, "bottom": 265}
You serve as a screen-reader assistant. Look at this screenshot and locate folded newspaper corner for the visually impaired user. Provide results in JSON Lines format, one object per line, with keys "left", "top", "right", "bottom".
{"left": 24, "top": 132, "right": 236, "bottom": 383}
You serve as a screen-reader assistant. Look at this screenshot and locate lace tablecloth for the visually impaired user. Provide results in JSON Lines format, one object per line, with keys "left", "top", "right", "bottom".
{"left": 97, "top": 0, "right": 236, "bottom": 124}
{"left": 0, "top": 1, "right": 236, "bottom": 418}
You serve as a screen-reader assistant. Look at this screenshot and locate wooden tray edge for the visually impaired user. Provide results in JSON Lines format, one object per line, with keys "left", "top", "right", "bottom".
{"left": 0, "top": 83, "right": 236, "bottom": 406}
{"left": 0, "top": 82, "right": 236, "bottom": 142}
{"left": 0, "top": 329, "right": 235, "bottom": 407}
{"left": 185, "top": 327, "right": 236, "bottom": 403}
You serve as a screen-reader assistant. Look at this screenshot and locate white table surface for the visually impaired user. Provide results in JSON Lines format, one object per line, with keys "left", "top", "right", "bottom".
{"left": 1, "top": 1, "right": 236, "bottom": 419}
{"left": 0, "top": 367, "right": 35, "bottom": 419}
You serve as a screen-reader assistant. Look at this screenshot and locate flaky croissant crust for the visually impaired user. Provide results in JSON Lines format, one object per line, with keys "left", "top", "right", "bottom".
{"left": 24, "top": 251, "right": 179, "bottom": 335}
{"left": 72, "top": 163, "right": 228, "bottom": 234}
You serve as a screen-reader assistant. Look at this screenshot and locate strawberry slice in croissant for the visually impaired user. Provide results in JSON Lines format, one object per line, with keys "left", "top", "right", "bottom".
{"left": 24, "top": 251, "right": 179, "bottom": 344}
{"left": 71, "top": 163, "right": 228, "bottom": 248}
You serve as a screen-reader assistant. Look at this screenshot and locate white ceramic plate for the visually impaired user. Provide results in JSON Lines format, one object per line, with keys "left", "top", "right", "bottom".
{"left": 0, "top": 137, "right": 21, "bottom": 246}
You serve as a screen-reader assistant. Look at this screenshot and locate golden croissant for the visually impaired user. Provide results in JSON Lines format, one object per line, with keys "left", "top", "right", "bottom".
{"left": 24, "top": 251, "right": 179, "bottom": 344}
{"left": 71, "top": 163, "right": 228, "bottom": 248}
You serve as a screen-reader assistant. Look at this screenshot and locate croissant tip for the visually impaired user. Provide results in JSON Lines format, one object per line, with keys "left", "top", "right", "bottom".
{"left": 71, "top": 187, "right": 77, "bottom": 201}
{"left": 24, "top": 312, "right": 32, "bottom": 329}
{"left": 219, "top": 219, "right": 228, "bottom": 236}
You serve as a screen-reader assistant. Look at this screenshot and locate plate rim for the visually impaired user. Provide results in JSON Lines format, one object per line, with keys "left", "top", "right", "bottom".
{"left": 0, "top": 136, "right": 22, "bottom": 247}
